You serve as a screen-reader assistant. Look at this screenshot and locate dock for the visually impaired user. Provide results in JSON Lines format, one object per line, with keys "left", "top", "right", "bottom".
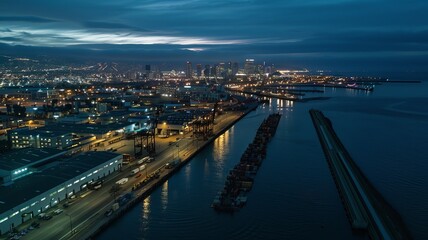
{"left": 309, "top": 109, "right": 412, "bottom": 240}
{"left": 212, "top": 113, "right": 281, "bottom": 212}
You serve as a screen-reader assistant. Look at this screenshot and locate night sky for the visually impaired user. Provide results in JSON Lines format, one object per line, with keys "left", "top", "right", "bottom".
{"left": 1, "top": 0, "right": 427, "bottom": 74}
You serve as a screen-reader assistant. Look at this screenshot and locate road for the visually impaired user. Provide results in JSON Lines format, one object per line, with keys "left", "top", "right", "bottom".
{"left": 5, "top": 110, "right": 244, "bottom": 240}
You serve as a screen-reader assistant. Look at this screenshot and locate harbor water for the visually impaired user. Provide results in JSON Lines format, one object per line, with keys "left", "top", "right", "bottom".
{"left": 97, "top": 81, "right": 428, "bottom": 240}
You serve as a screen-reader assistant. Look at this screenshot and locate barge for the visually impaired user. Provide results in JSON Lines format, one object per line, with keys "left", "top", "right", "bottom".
{"left": 212, "top": 113, "right": 281, "bottom": 212}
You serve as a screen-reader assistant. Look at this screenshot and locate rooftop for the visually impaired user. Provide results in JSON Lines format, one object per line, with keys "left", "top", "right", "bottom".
{"left": 42, "top": 122, "right": 134, "bottom": 135}
{"left": 0, "top": 151, "right": 121, "bottom": 214}
{"left": 10, "top": 127, "right": 71, "bottom": 138}
{"left": 0, "top": 148, "right": 65, "bottom": 171}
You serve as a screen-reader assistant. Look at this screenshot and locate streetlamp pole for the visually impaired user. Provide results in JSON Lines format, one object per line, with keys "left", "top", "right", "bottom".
{"left": 176, "top": 144, "right": 179, "bottom": 159}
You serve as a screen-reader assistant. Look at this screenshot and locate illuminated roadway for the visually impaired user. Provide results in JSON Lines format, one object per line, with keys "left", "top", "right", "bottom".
{"left": 13, "top": 111, "right": 243, "bottom": 240}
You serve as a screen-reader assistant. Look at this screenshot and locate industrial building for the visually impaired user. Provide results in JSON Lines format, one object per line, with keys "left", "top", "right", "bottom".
{"left": 156, "top": 109, "right": 212, "bottom": 136}
{"left": 42, "top": 122, "right": 136, "bottom": 140}
{"left": 0, "top": 148, "right": 65, "bottom": 184}
{"left": 8, "top": 127, "right": 73, "bottom": 150}
{"left": 0, "top": 150, "right": 122, "bottom": 235}
{"left": 8, "top": 122, "right": 136, "bottom": 149}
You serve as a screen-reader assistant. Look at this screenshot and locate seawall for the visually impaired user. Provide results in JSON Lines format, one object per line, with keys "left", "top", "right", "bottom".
{"left": 85, "top": 103, "right": 260, "bottom": 240}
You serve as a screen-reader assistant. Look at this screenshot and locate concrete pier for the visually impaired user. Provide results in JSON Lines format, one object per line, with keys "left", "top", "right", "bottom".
{"left": 310, "top": 109, "right": 412, "bottom": 240}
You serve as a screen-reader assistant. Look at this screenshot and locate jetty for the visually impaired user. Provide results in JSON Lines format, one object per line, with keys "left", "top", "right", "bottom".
{"left": 309, "top": 109, "right": 412, "bottom": 240}
{"left": 212, "top": 113, "right": 281, "bottom": 212}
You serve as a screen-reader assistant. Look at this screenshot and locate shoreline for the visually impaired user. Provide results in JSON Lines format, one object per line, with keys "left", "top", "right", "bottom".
{"left": 84, "top": 103, "right": 260, "bottom": 240}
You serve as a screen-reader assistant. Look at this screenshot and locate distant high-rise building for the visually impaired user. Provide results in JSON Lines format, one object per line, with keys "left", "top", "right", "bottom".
{"left": 204, "top": 65, "right": 210, "bottom": 78}
{"left": 218, "top": 63, "right": 225, "bottom": 78}
{"left": 265, "top": 64, "right": 275, "bottom": 75}
{"left": 232, "top": 62, "right": 239, "bottom": 76}
{"left": 145, "top": 64, "right": 151, "bottom": 79}
{"left": 186, "top": 61, "right": 193, "bottom": 78}
{"left": 244, "top": 59, "right": 255, "bottom": 75}
{"left": 211, "top": 64, "right": 218, "bottom": 78}
{"left": 196, "top": 64, "right": 202, "bottom": 78}
{"left": 256, "top": 64, "right": 264, "bottom": 74}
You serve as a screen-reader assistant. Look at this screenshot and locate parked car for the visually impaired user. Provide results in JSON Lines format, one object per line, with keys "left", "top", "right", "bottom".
{"left": 63, "top": 201, "right": 74, "bottom": 208}
{"left": 31, "top": 222, "right": 40, "bottom": 228}
{"left": 42, "top": 215, "right": 52, "bottom": 220}
{"left": 53, "top": 209, "right": 63, "bottom": 215}
{"left": 104, "top": 209, "right": 113, "bottom": 217}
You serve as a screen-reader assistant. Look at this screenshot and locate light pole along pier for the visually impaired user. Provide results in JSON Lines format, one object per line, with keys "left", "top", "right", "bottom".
{"left": 309, "top": 109, "right": 412, "bottom": 240}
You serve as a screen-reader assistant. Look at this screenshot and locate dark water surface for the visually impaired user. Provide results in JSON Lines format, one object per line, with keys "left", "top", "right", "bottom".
{"left": 98, "top": 82, "right": 428, "bottom": 240}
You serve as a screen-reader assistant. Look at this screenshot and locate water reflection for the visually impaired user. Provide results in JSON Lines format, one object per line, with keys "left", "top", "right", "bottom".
{"left": 185, "top": 160, "right": 191, "bottom": 182}
{"left": 277, "top": 98, "right": 282, "bottom": 109}
{"left": 161, "top": 181, "right": 168, "bottom": 210}
{"left": 229, "top": 125, "right": 234, "bottom": 135}
{"left": 213, "top": 130, "right": 229, "bottom": 160}
{"left": 142, "top": 195, "right": 150, "bottom": 221}
{"left": 285, "top": 100, "right": 293, "bottom": 108}
{"left": 204, "top": 157, "right": 210, "bottom": 175}
{"left": 345, "top": 88, "right": 358, "bottom": 96}
{"left": 98, "top": 85, "right": 428, "bottom": 240}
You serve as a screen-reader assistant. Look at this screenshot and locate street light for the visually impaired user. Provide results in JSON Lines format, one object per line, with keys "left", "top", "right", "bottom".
{"left": 176, "top": 144, "right": 180, "bottom": 159}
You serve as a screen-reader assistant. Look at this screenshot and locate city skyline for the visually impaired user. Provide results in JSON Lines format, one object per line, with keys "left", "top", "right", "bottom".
{"left": 0, "top": 1, "right": 427, "bottom": 239}
{"left": 0, "top": 0, "right": 428, "bottom": 74}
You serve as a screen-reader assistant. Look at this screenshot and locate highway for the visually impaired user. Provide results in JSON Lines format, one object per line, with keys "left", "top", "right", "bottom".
{"left": 310, "top": 109, "right": 411, "bottom": 240}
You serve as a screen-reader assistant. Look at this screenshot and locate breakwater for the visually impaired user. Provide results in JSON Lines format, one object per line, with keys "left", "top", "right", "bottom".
{"left": 309, "top": 109, "right": 411, "bottom": 240}
{"left": 211, "top": 113, "right": 281, "bottom": 212}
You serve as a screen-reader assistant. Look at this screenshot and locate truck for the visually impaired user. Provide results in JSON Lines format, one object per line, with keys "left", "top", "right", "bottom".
{"left": 131, "top": 168, "right": 140, "bottom": 175}
{"left": 130, "top": 164, "right": 146, "bottom": 175}
{"left": 116, "top": 178, "right": 128, "bottom": 185}
{"left": 88, "top": 180, "right": 103, "bottom": 190}
{"left": 137, "top": 156, "right": 154, "bottom": 164}
{"left": 122, "top": 154, "right": 132, "bottom": 164}
{"left": 139, "top": 164, "right": 146, "bottom": 171}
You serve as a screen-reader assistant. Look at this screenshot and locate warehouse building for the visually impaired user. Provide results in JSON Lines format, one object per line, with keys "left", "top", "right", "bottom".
{"left": 0, "top": 148, "right": 66, "bottom": 184}
{"left": 0, "top": 151, "right": 122, "bottom": 235}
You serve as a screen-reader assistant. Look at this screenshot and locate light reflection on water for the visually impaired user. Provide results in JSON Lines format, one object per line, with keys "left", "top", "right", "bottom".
{"left": 161, "top": 181, "right": 168, "bottom": 210}
{"left": 98, "top": 82, "right": 428, "bottom": 240}
{"left": 184, "top": 161, "right": 191, "bottom": 185}
{"left": 213, "top": 129, "right": 229, "bottom": 160}
{"left": 142, "top": 195, "right": 150, "bottom": 221}
{"left": 212, "top": 129, "right": 231, "bottom": 179}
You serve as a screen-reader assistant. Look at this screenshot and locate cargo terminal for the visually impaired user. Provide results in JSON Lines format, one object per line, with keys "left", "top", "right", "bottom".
{"left": 0, "top": 149, "right": 122, "bottom": 235}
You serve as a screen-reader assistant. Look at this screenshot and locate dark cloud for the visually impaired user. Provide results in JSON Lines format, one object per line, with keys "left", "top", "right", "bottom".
{"left": 0, "top": 0, "right": 427, "bottom": 74}
{"left": 0, "top": 16, "right": 56, "bottom": 22}
{"left": 82, "top": 21, "right": 151, "bottom": 32}
{"left": 0, "top": 37, "right": 22, "bottom": 42}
